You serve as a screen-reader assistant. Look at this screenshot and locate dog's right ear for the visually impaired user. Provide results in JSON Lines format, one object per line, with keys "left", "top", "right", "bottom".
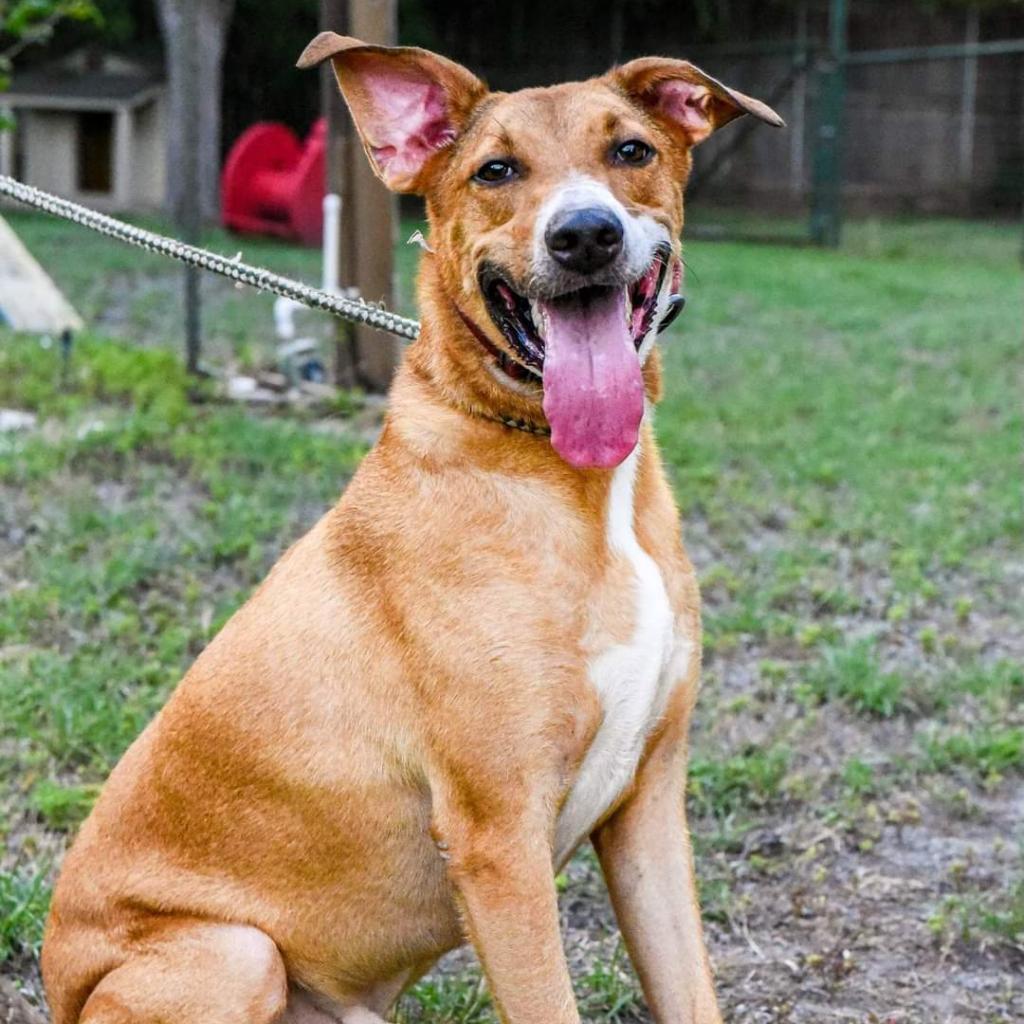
{"left": 298, "top": 32, "right": 487, "bottom": 194}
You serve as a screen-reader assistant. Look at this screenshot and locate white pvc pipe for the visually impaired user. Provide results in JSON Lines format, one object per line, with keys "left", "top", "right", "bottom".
{"left": 322, "top": 193, "right": 341, "bottom": 294}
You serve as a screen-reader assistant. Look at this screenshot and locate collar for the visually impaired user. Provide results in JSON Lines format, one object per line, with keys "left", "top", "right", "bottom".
{"left": 486, "top": 414, "right": 552, "bottom": 436}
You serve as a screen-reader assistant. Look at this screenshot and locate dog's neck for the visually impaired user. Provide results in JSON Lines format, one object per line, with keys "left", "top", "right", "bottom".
{"left": 383, "top": 355, "right": 658, "bottom": 545}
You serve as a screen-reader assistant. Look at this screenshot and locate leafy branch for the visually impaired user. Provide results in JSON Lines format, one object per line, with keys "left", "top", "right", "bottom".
{"left": 0, "top": 0, "right": 101, "bottom": 91}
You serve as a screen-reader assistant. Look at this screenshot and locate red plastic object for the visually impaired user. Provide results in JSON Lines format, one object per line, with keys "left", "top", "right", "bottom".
{"left": 221, "top": 119, "right": 326, "bottom": 246}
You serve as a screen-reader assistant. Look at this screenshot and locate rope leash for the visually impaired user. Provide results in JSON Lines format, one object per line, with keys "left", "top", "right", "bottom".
{"left": 0, "top": 175, "right": 421, "bottom": 342}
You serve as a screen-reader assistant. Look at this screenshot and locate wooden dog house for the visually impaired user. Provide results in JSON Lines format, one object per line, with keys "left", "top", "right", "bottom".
{"left": 0, "top": 49, "right": 167, "bottom": 212}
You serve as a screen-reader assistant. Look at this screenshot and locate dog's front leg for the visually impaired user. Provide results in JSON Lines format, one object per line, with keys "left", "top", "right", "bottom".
{"left": 435, "top": 800, "right": 578, "bottom": 1024}
{"left": 592, "top": 692, "right": 722, "bottom": 1024}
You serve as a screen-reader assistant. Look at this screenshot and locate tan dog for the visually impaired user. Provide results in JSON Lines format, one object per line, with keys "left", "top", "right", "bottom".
{"left": 42, "top": 35, "right": 781, "bottom": 1024}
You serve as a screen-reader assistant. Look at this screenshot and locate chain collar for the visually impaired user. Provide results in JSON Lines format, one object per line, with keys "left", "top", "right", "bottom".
{"left": 483, "top": 413, "right": 552, "bottom": 437}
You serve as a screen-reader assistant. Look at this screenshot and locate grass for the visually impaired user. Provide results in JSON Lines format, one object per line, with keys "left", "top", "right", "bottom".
{"left": 662, "top": 216, "right": 1022, "bottom": 586}
{"left": 929, "top": 861, "right": 1024, "bottom": 950}
{"left": 1, "top": 209, "right": 1022, "bottom": 1005}
{"left": 0, "top": 868, "right": 50, "bottom": 964}
{"left": 397, "top": 975, "right": 493, "bottom": 1024}
{"left": 0, "top": 336, "right": 367, "bottom": 795}
{"left": 920, "top": 726, "right": 1024, "bottom": 782}
{"left": 574, "top": 943, "right": 644, "bottom": 1024}
{"left": 28, "top": 781, "right": 101, "bottom": 831}
{"left": 396, "top": 941, "right": 643, "bottom": 1024}
{"left": 688, "top": 744, "right": 791, "bottom": 819}
{"left": 801, "top": 640, "right": 907, "bottom": 717}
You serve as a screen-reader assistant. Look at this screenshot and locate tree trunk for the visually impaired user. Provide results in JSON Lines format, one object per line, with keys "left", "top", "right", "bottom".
{"left": 157, "top": 0, "right": 235, "bottom": 222}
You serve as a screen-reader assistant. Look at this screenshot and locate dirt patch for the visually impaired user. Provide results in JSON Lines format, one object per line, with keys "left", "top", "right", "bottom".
{"left": 0, "top": 979, "right": 47, "bottom": 1024}
{"left": 675, "top": 513, "right": 1024, "bottom": 1022}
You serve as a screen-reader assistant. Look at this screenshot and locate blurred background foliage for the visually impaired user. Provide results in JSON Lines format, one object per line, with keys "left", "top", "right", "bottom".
{"left": 13, "top": 0, "right": 1022, "bottom": 164}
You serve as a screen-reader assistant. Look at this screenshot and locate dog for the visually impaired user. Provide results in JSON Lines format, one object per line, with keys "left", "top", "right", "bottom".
{"left": 41, "top": 33, "right": 782, "bottom": 1024}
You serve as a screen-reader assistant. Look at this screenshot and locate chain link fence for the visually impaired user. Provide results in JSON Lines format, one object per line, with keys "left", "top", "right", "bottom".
{"left": 679, "top": 1, "right": 1024, "bottom": 247}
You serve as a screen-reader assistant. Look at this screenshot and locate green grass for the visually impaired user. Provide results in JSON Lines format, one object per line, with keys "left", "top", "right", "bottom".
{"left": 661, "top": 215, "right": 1022, "bottom": 583}
{"left": 575, "top": 942, "right": 644, "bottom": 1023}
{"left": 920, "top": 727, "right": 1024, "bottom": 782}
{"left": 0, "top": 328, "right": 195, "bottom": 416}
{"left": 1, "top": 210, "right": 1021, "bottom": 990}
{"left": 396, "top": 941, "right": 643, "bottom": 1024}
{"left": 802, "top": 640, "right": 907, "bottom": 717}
{"left": 29, "top": 780, "right": 102, "bottom": 831}
{"left": 688, "top": 744, "right": 791, "bottom": 819}
{"left": 398, "top": 974, "right": 493, "bottom": 1024}
{"left": 0, "top": 868, "right": 50, "bottom": 963}
{"left": 840, "top": 757, "right": 880, "bottom": 799}
{"left": 929, "top": 863, "right": 1024, "bottom": 949}
{"left": 944, "top": 660, "right": 1024, "bottom": 705}
{"left": 0, "top": 336, "right": 367, "bottom": 788}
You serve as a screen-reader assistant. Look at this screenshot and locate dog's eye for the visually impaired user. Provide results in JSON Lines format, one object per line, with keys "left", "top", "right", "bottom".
{"left": 473, "top": 159, "right": 518, "bottom": 185}
{"left": 614, "top": 140, "right": 654, "bottom": 166}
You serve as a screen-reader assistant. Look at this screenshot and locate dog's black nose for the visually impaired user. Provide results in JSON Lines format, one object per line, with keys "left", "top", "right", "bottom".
{"left": 545, "top": 207, "right": 624, "bottom": 274}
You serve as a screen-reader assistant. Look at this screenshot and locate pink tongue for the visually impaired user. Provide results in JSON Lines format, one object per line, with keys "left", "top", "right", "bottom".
{"left": 541, "top": 289, "right": 644, "bottom": 469}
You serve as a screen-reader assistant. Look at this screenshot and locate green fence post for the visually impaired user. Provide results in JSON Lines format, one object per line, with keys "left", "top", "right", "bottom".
{"left": 809, "top": 0, "right": 847, "bottom": 247}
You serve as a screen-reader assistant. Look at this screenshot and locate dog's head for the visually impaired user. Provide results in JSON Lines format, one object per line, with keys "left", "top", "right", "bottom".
{"left": 299, "top": 34, "right": 782, "bottom": 469}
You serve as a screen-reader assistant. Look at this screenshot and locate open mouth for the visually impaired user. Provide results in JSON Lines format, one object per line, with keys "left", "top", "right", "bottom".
{"left": 479, "top": 243, "right": 672, "bottom": 381}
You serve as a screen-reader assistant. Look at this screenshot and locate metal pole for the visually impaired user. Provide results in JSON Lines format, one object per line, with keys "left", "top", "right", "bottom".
{"left": 958, "top": 6, "right": 980, "bottom": 200}
{"left": 180, "top": 0, "right": 203, "bottom": 373}
{"left": 1015, "top": 86, "right": 1024, "bottom": 266}
{"left": 790, "top": 1, "right": 808, "bottom": 198}
{"left": 809, "top": 0, "right": 847, "bottom": 247}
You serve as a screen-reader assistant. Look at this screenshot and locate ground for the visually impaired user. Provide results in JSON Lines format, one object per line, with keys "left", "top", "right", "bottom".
{"left": 1, "top": 209, "right": 1022, "bottom": 1023}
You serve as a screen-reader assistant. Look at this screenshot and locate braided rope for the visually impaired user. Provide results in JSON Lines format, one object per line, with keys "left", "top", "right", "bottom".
{"left": 0, "top": 175, "right": 421, "bottom": 342}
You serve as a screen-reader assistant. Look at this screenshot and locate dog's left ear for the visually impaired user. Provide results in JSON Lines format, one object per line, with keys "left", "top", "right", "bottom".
{"left": 611, "top": 57, "right": 784, "bottom": 147}
{"left": 298, "top": 32, "right": 487, "bottom": 193}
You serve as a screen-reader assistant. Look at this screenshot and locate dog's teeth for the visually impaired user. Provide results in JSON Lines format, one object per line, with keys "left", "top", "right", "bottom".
{"left": 529, "top": 299, "right": 548, "bottom": 338}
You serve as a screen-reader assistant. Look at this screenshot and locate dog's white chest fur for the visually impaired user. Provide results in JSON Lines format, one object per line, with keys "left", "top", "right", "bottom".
{"left": 554, "top": 446, "right": 687, "bottom": 865}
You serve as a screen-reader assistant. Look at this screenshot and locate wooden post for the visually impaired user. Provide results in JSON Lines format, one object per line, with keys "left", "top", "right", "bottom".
{"left": 321, "top": 0, "right": 399, "bottom": 393}
{"left": 321, "top": 0, "right": 356, "bottom": 388}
